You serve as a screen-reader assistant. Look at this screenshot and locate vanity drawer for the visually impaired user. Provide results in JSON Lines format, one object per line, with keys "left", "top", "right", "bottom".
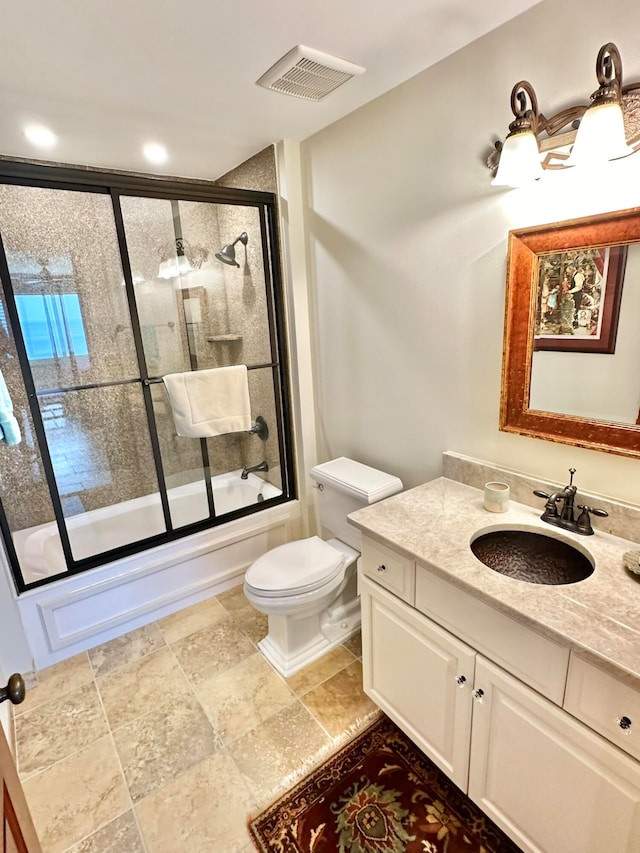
{"left": 415, "top": 566, "right": 569, "bottom": 704}
{"left": 564, "top": 654, "right": 640, "bottom": 761}
{"left": 360, "top": 537, "right": 415, "bottom": 604}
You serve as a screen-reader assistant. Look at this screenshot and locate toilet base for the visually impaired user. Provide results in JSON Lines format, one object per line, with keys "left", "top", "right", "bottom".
{"left": 258, "top": 596, "right": 361, "bottom": 678}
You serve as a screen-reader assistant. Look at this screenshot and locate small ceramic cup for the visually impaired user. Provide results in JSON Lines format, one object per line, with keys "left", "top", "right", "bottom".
{"left": 484, "top": 481, "right": 510, "bottom": 513}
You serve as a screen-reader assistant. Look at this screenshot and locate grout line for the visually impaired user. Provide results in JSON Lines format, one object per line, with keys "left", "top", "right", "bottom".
{"left": 89, "top": 628, "right": 169, "bottom": 682}
{"left": 287, "top": 651, "right": 358, "bottom": 700}
{"left": 20, "top": 597, "right": 368, "bottom": 851}
{"left": 13, "top": 652, "right": 92, "bottom": 718}
{"left": 15, "top": 682, "right": 110, "bottom": 783}
{"left": 92, "top": 667, "right": 146, "bottom": 849}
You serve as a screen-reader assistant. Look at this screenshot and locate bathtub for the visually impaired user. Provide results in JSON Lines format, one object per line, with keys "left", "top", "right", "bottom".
{"left": 14, "top": 470, "right": 282, "bottom": 584}
{"left": 13, "top": 470, "right": 296, "bottom": 670}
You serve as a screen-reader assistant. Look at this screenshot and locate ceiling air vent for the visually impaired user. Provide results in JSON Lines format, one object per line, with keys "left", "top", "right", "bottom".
{"left": 256, "top": 45, "right": 365, "bottom": 101}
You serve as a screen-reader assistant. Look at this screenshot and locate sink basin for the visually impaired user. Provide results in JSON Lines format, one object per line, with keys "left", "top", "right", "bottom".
{"left": 470, "top": 529, "right": 594, "bottom": 585}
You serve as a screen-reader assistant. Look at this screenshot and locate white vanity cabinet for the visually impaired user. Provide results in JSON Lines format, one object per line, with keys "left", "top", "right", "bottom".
{"left": 469, "top": 656, "right": 640, "bottom": 853}
{"left": 360, "top": 574, "right": 475, "bottom": 788}
{"left": 360, "top": 537, "right": 640, "bottom": 853}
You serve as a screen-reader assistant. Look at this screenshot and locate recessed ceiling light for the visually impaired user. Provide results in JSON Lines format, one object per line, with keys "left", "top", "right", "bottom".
{"left": 23, "top": 123, "right": 58, "bottom": 150}
{"left": 143, "top": 142, "right": 169, "bottom": 165}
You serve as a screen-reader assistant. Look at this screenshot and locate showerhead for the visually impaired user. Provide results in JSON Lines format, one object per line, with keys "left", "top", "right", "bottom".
{"left": 215, "top": 232, "right": 248, "bottom": 267}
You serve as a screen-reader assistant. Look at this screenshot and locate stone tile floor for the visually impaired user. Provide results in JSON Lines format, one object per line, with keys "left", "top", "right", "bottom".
{"left": 13, "top": 584, "right": 375, "bottom": 853}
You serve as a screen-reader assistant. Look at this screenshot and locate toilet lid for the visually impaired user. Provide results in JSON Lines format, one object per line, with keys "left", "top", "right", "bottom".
{"left": 245, "top": 536, "right": 345, "bottom": 595}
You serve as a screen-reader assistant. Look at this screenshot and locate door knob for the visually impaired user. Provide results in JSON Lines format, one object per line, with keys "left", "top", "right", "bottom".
{"left": 0, "top": 673, "right": 26, "bottom": 705}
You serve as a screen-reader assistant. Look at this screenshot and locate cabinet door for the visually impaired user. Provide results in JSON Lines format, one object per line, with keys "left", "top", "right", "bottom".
{"left": 469, "top": 657, "right": 640, "bottom": 853}
{"left": 360, "top": 574, "right": 475, "bottom": 789}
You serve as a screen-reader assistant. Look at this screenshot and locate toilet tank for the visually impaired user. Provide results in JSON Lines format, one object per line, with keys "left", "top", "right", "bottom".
{"left": 309, "top": 457, "right": 403, "bottom": 550}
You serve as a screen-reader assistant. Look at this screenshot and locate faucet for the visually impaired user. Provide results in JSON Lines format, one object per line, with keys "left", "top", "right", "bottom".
{"left": 241, "top": 461, "right": 269, "bottom": 480}
{"left": 533, "top": 468, "right": 608, "bottom": 535}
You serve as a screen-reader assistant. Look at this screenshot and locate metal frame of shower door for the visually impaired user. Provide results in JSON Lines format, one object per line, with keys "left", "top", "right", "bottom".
{"left": 259, "top": 203, "right": 296, "bottom": 503}
{"left": 0, "top": 227, "right": 76, "bottom": 590}
{"left": 110, "top": 190, "right": 175, "bottom": 534}
{"left": 0, "top": 161, "right": 296, "bottom": 592}
{"left": 0, "top": 181, "right": 178, "bottom": 592}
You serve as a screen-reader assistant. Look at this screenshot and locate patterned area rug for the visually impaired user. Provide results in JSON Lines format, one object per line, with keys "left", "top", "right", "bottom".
{"left": 248, "top": 715, "right": 522, "bottom": 852}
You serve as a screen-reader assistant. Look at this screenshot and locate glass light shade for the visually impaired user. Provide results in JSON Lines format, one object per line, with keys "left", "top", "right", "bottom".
{"left": 176, "top": 254, "right": 192, "bottom": 276}
{"left": 157, "top": 258, "right": 175, "bottom": 279}
{"left": 567, "top": 102, "right": 632, "bottom": 166}
{"left": 491, "top": 130, "right": 544, "bottom": 187}
{"left": 157, "top": 255, "right": 192, "bottom": 279}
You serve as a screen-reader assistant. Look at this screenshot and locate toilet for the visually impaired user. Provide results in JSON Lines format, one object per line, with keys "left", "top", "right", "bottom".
{"left": 243, "top": 457, "right": 403, "bottom": 677}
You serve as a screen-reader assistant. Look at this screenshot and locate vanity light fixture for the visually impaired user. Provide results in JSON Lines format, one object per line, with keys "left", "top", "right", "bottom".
{"left": 157, "top": 200, "right": 209, "bottom": 280}
{"left": 490, "top": 42, "right": 640, "bottom": 187}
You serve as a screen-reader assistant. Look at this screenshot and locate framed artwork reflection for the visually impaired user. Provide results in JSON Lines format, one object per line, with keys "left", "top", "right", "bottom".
{"left": 533, "top": 244, "right": 627, "bottom": 353}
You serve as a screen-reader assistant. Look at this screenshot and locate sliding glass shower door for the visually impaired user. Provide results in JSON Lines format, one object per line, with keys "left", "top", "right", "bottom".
{"left": 0, "top": 165, "right": 293, "bottom": 591}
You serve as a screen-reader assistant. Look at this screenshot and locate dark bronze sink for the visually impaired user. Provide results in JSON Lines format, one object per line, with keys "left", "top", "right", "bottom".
{"left": 471, "top": 529, "right": 594, "bottom": 585}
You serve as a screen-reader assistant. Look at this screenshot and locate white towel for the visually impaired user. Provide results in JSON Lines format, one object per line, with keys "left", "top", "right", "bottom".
{"left": 162, "top": 366, "right": 251, "bottom": 437}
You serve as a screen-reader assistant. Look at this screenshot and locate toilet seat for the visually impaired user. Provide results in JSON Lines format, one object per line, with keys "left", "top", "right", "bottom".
{"left": 244, "top": 536, "right": 345, "bottom": 598}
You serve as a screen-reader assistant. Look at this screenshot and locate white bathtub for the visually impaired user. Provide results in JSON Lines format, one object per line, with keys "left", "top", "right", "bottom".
{"left": 14, "top": 475, "right": 297, "bottom": 670}
{"left": 14, "top": 470, "right": 282, "bottom": 584}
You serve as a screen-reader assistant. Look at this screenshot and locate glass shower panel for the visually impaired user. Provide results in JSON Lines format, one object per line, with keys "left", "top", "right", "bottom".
{"left": 150, "top": 381, "right": 210, "bottom": 530}
{"left": 180, "top": 201, "right": 274, "bottom": 367}
{"left": 120, "top": 195, "right": 277, "bottom": 530}
{"left": 121, "top": 196, "right": 275, "bottom": 376}
{"left": 38, "top": 384, "right": 165, "bottom": 561}
{"left": 118, "top": 196, "right": 188, "bottom": 376}
{"left": 0, "top": 185, "right": 139, "bottom": 391}
{"left": 208, "top": 367, "right": 284, "bottom": 518}
{"left": 0, "top": 291, "right": 62, "bottom": 587}
{"left": 0, "top": 162, "right": 292, "bottom": 593}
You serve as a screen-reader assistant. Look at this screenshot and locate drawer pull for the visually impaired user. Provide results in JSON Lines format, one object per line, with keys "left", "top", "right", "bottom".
{"left": 377, "top": 564, "right": 387, "bottom": 572}
{"left": 473, "top": 688, "right": 485, "bottom": 701}
{"left": 456, "top": 675, "right": 466, "bottom": 687}
{"left": 616, "top": 715, "right": 633, "bottom": 732}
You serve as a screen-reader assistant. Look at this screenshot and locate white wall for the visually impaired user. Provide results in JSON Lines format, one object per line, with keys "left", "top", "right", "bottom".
{"left": 299, "top": 0, "right": 640, "bottom": 505}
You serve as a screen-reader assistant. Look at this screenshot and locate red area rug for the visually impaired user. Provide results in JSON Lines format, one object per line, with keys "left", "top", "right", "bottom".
{"left": 248, "top": 714, "right": 522, "bottom": 852}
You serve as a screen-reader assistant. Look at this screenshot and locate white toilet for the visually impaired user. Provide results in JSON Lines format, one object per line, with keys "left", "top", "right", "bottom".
{"left": 243, "top": 457, "right": 403, "bottom": 677}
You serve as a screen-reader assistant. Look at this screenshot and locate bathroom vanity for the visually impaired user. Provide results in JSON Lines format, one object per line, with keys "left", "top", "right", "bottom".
{"left": 349, "top": 476, "right": 640, "bottom": 853}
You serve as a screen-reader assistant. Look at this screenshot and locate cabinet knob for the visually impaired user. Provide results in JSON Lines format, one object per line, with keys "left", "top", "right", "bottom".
{"left": 473, "top": 688, "right": 485, "bottom": 701}
{"left": 377, "top": 564, "right": 386, "bottom": 573}
{"left": 455, "top": 675, "right": 466, "bottom": 687}
{"left": 616, "top": 715, "right": 632, "bottom": 733}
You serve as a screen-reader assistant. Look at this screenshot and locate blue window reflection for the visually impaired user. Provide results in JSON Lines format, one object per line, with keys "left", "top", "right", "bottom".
{"left": 15, "top": 294, "right": 89, "bottom": 361}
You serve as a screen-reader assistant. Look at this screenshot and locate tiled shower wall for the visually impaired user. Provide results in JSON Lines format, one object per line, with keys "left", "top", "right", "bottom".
{"left": 216, "top": 146, "right": 284, "bottom": 490}
{"left": 0, "top": 146, "right": 284, "bottom": 533}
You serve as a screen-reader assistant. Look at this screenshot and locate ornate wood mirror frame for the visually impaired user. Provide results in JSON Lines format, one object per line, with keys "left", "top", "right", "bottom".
{"left": 500, "top": 206, "right": 640, "bottom": 459}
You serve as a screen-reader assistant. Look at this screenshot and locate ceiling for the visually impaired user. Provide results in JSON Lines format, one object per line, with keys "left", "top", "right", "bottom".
{"left": 0, "top": 0, "right": 540, "bottom": 181}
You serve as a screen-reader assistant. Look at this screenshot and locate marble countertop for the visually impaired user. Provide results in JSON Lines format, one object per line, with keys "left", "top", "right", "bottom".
{"left": 348, "top": 477, "right": 640, "bottom": 686}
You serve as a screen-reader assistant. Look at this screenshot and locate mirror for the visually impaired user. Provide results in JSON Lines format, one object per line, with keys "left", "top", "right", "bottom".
{"left": 500, "top": 206, "right": 640, "bottom": 459}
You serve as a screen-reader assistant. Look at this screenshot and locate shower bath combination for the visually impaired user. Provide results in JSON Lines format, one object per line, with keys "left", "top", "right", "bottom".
{"left": 0, "top": 162, "right": 294, "bottom": 598}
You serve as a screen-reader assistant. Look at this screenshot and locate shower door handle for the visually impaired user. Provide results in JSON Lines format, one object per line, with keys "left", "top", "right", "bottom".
{"left": 0, "top": 673, "right": 26, "bottom": 705}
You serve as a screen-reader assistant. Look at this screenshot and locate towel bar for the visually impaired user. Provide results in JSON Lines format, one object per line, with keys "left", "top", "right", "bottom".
{"left": 144, "top": 377, "right": 268, "bottom": 440}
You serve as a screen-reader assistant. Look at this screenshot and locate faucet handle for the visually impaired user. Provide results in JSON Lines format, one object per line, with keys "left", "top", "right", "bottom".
{"left": 576, "top": 504, "right": 609, "bottom": 535}
{"left": 533, "top": 489, "right": 552, "bottom": 500}
{"left": 568, "top": 467, "right": 576, "bottom": 485}
{"left": 533, "top": 489, "right": 559, "bottom": 518}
